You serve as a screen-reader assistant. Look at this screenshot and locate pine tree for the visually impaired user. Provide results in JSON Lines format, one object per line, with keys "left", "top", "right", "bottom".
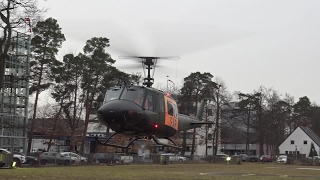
{"left": 27, "top": 17, "right": 65, "bottom": 153}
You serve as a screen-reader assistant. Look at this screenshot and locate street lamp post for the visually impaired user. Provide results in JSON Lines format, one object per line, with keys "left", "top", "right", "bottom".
{"left": 245, "top": 104, "right": 251, "bottom": 155}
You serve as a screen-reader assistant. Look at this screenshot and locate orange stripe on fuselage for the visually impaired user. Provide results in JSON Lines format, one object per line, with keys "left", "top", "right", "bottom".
{"left": 164, "top": 96, "right": 178, "bottom": 131}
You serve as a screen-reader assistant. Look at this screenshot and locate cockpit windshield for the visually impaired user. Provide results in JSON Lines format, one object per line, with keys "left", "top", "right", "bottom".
{"left": 120, "top": 87, "right": 145, "bottom": 106}
{"left": 103, "top": 86, "right": 122, "bottom": 104}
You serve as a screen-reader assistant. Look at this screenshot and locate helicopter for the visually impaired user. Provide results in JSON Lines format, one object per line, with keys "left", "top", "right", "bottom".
{"left": 95, "top": 56, "right": 212, "bottom": 150}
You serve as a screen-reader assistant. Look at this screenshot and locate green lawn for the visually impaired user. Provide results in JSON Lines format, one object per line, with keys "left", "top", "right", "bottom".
{"left": 1, "top": 162, "right": 320, "bottom": 180}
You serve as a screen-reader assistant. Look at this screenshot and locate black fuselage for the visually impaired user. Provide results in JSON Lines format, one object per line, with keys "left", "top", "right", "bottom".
{"left": 97, "top": 86, "right": 177, "bottom": 138}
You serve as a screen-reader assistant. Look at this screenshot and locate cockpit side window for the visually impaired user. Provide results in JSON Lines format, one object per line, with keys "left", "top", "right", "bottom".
{"left": 167, "top": 100, "right": 178, "bottom": 118}
{"left": 144, "top": 93, "right": 156, "bottom": 111}
{"left": 103, "top": 87, "right": 122, "bottom": 104}
{"left": 167, "top": 101, "right": 174, "bottom": 116}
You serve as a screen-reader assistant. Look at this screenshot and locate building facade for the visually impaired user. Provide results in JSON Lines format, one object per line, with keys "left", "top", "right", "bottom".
{"left": 0, "top": 31, "right": 30, "bottom": 153}
{"left": 279, "top": 126, "right": 320, "bottom": 157}
{"left": 220, "top": 102, "right": 258, "bottom": 156}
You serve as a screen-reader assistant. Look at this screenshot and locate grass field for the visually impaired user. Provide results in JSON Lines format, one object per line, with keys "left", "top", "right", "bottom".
{"left": 1, "top": 162, "right": 320, "bottom": 180}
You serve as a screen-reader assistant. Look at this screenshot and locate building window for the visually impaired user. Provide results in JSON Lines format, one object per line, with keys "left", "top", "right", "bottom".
{"left": 290, "top": 140, "right": 294, "bottom": 144}
{"left": 285, "top": 151, "right": 288, "bottom": 154}
{"left": 304, "top": 140, "right": 307, "bottom": 144}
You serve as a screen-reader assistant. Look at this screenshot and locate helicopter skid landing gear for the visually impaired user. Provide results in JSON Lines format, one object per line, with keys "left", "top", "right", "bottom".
{"left": 151, "top": 135, "right": 183, "bottom": 150}
{"left": 95, "top": 133, "right": 182, "bottom": 150}
{"left": 95, "top": 133, "right": 141, "bottom": 150}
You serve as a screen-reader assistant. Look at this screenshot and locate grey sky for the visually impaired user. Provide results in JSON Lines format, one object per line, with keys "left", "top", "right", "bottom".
{"left": 38, "top": 0, "right": 320, "bottom": 104}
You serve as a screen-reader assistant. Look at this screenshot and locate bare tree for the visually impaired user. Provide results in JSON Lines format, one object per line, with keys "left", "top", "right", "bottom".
{"left": 209, "top": 77, "right": 232, "bottom": 159}
{"left": 0, "top": 0, "right": 44, "bottom": 88}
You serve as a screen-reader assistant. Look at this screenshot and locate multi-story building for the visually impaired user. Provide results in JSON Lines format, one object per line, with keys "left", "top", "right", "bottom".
{"left": 0, "top": 31, "right": 30, "bottom": 152}
{"left": 220, "top": 101, "right": 258, "bottom": 155}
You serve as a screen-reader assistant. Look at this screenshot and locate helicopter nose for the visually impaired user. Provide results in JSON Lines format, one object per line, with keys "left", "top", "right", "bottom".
{"left": 97, "top": 100, "right": 143, "bottom": 126}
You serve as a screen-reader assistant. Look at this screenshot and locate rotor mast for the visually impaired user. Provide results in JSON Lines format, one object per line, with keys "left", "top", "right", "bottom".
{"left": 142, "top": 57, "right": 157, "bottom": 87}
{"left": 119, "top": 55, "right": 179, "bottom": 87}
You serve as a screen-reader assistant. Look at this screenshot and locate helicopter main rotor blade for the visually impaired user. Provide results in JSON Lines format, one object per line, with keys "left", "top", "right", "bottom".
{"left": 119, "top": 56, "right": 180, "bottom": 60}
{"left": 117, "top": 63, "right": 166, "bottom": 69}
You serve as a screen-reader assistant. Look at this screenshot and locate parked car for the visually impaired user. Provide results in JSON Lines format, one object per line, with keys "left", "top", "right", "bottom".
{"left": 32, "top": 148, "right": 46, "bottom": 153}
{"left": 0, "top": 148, "right": 26, "bottom": 167}
{"left": 93, "top": 153, "right": 121, "bottom": 164}
{"left": 60, "top": 152, "right": 87, "bottom": 164}
{"left": 260, "top": 155, "right": 272, "bottom": 162}
{"left": 161, "top": 153, "right": 187, "bottom": 162}
{"left": 214, "top": 154, "right": 229, "bottom": 162}
{"left": 39, "top": 152, "right": 71, "bottom": 165}
{"left": 23, "top": 156, "right": 39, "bottom": 166}
{"left": 311, "top": 156, "right": 320, "bottom": 165}
{"left": 28, "top": 151, "right": 43, "bottom": 158}
{"left": 313, "top": 156, "right": 320, "bottom": 160}
{"left": 277, "top": 155, "right": 287, "bottom": 163}
{"left": 239, "top": 154, "right": 249, "bottom": 161}
{"left": 249, "top": 155, "right": 259, "bottom": 162}
{"left": 12, "top": 151, "right": 27, "bottom": 166}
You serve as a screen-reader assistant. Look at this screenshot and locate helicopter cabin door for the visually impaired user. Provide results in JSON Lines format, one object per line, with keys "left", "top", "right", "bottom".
{"left": 164, "top": 96, "right": 178, "bottom": 131}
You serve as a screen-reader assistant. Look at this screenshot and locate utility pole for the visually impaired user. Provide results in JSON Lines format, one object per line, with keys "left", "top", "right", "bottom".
{"left": 246, "top": 104, "right": 251, "bottom": 155}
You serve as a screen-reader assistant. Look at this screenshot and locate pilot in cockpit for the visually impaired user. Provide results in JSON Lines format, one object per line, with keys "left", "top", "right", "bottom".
{"left": 134, "top": 92, "right": 144, "bottom": 106}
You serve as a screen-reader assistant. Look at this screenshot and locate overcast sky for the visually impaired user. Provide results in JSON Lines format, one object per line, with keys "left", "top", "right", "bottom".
{"left": 38, "top": 0, "right": 320, "bottom": 104}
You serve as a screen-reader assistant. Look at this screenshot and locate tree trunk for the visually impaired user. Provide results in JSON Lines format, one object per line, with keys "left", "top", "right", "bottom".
{"left": 27, "top": 63, "right": 43, "bottom": 153}
{"left": 47, "top": 106, "right": 62, "bottom": 151}
{"left": 181, "top": 130, "right": 187, "bottom": 156}
{"left": 0, "top": 54, "right": 6, "bottom": 89}
{"left": 214, "top": 92, "right": 220, "bottom": 157}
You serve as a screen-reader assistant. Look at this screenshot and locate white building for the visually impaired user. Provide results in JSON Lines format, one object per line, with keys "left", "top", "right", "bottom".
{"left": 194, "top": 102, "right": 223, "bottom": 157}
{"left": 279, "top": 126, "right": 320, "bottom": 156}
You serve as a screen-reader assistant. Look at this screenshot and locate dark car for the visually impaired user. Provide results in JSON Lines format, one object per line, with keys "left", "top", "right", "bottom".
{"left": 93, "top": 153, "right": 121, "bottom": 164}
{"left": 249, "top": 155, "right": 259, "bottom": 162}
{"left": 39, "top": 152, "right": 71, "bottom": 165}
{"left": 24, "top": 156, "right": 39, "bottom": 166}
{"left": 260, "top": 155, "right": 272, "bottom": 162}
{"left": 239, "top": 154, "right": 249, "bottom": 161}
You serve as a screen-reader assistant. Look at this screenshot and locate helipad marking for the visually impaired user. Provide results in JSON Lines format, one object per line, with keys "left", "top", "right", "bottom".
{"left": 297, "top": 168, "right": 320, "bottom": 171}
{"left": 266, "top": 166, "right": 285, "bottom": 168}
{"left": 242, "top": 174, "right": 256, "bottom": 176}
